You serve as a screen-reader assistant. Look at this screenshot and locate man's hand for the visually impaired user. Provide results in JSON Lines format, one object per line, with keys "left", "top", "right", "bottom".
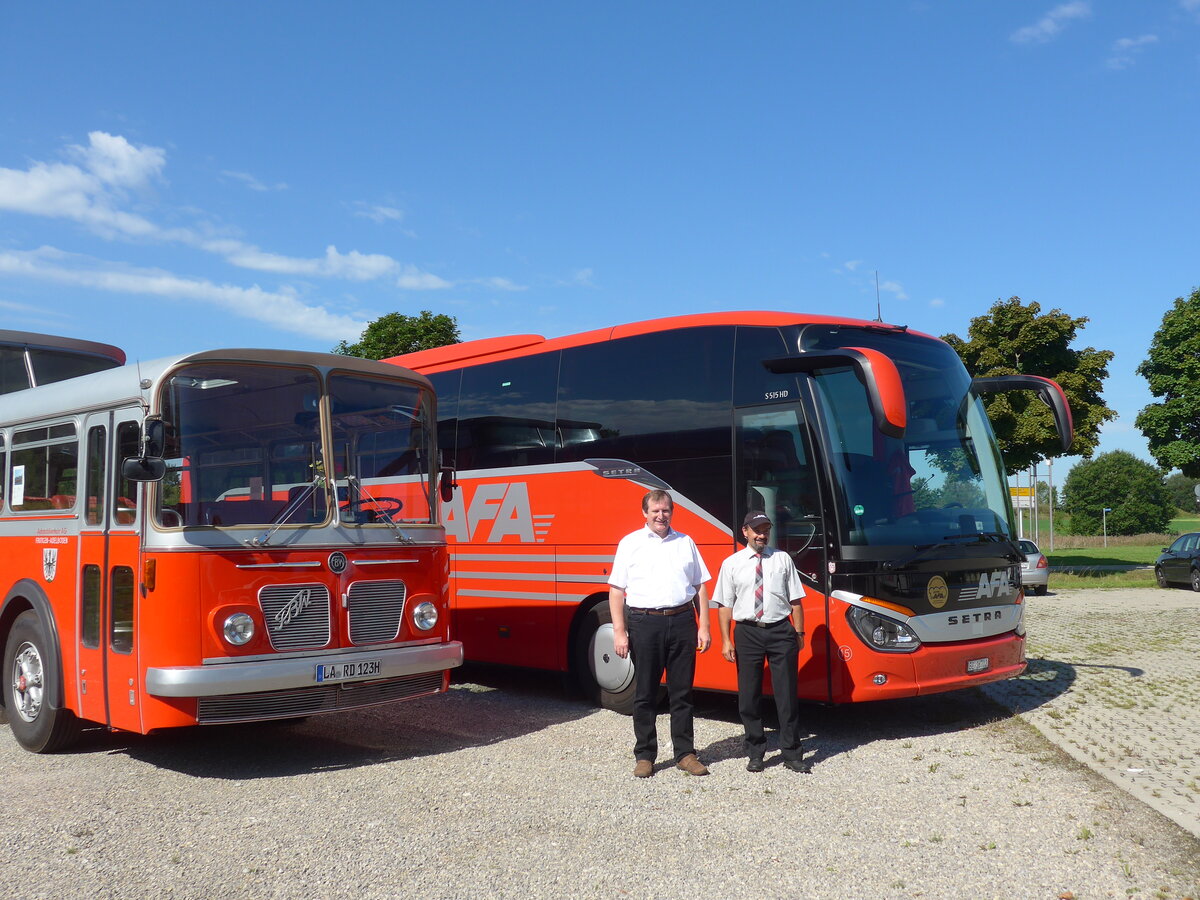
{"left": 613, "top": 627, "right": 630, "bottom": 659}
{"left": 696, "top": 624, "right": 711, "bottom": 654}
{"left": 721, "top": 642, "right": 736, "bottom": 663}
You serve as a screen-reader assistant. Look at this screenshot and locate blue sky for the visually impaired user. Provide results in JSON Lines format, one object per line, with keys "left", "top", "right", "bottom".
{"left": 1, "top": 2, "right": 1198, "bottom": 479}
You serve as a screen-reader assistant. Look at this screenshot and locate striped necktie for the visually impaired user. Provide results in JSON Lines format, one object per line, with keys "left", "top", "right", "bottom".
{"left": 753, "top": 552, "right": 764, "bottom": 619}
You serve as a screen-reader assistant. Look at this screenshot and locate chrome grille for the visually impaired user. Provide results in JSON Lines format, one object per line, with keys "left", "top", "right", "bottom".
{"left": 196, "top": 672, "right": 445, "bottom": 723}
{"left": 347, "top": 580, "right": 407, "bottom": 645}
{"left": 259, "top": 583, "right": 332, "bottom": 650}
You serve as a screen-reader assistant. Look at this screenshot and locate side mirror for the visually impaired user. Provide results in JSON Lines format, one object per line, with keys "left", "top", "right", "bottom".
{"left": 143, "top": 417, "right": 165, "bottom": 458}
{"left": 764, "top": 347, "right": 907, "bottom": 438}
{"left": 971, "top": 375, "right": 1074, "bottom": 453}
{"left": 439, "top": 466, "right": 458, "bottom": 503}
{"left": 122, "top": 456, "right": 166, "bottom": 482}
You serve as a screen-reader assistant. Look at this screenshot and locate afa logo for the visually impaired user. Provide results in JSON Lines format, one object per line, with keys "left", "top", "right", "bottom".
{"left": 441, "top": 482, "right": 549, "bottom": 543}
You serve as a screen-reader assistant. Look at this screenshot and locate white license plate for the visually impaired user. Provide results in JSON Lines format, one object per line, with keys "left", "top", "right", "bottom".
{"left": 966, "top": 657, "right": 990, "bottom": 674}
{"left": 315, "top": 658, "right": 382, "bottom": 683}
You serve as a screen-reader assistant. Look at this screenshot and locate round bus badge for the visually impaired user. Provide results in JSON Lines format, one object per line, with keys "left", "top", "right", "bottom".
{"left": 328, "top": 551, "right": 348, "bottom": 574}
{"left": 927, "top": 575, "right": 949, "bottom": 609}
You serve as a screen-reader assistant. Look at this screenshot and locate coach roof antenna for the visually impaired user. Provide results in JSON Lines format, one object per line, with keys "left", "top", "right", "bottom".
{"left": 875, "top": 271, "right": 882, "bottom": 322}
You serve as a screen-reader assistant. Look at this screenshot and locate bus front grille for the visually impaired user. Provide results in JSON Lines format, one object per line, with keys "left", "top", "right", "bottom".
{"left": 347, "top": 580, "right": 407, "bottom": 645}
{"left": 196, "top": 672, "right": 445, "bottom": 723}
{"left": 259, "top": 583, "right": 332, "bottom": 650}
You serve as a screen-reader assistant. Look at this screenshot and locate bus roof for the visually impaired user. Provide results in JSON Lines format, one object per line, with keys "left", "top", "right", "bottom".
{"left": 387, "top": 310, "right": 925, "bottom": 372}
{"left": 0, "top": 329, "right": 126, "bottom": 367}
{"left": 0, "top": 348, "right": 431, "bottom": 426}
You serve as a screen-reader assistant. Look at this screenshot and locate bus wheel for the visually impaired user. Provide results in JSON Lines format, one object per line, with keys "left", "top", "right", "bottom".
{"left": 3, "top": 611, "right": 80, "bottom": 753}
{"left": 574, "top": 604, "right": 636, "bottom": 715}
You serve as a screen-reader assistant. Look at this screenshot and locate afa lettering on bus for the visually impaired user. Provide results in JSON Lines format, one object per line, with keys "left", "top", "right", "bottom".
{"left": 441, "top": 481, "right": 539, "bottom": 543}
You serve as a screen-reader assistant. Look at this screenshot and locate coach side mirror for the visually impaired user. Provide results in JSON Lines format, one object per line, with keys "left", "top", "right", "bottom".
{"left": 122, "top": 456, "right": 166, "bottom": 482}
{"left": 439, "top": 466, "right": 458, "bottom": 503}
{"left": 143, "top": 418, "right": 165, "bottom": 458}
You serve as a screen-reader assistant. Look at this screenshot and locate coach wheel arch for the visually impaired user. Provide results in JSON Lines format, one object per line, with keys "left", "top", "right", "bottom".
{"left": 570, "top": 597, "right": 636, "bottom": 715}
{"left": 0, "top": 581, "right": 68, "bottom": 718}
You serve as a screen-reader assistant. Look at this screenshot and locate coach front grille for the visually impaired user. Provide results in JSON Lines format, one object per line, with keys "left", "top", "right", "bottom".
{"left": 259, "top": 583, "right": 332, "bottom": 651}
{"left": 347, "top": 579, "right": 407, "bottom": 645}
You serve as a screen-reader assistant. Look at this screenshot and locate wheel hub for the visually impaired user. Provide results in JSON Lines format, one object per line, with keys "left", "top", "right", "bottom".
{"left": 11, "top": 643, "right": 44, "bottom": 723}
{"left": 590, "top": 623, "right": 635, "bottom": 693}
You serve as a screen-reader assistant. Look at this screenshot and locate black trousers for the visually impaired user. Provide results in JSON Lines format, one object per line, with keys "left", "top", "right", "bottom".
{"left": 733, "top": 618, "right": 802, "bottom": 761}
{"left": 626, "top": 607, "right": 697, "bottom": 762}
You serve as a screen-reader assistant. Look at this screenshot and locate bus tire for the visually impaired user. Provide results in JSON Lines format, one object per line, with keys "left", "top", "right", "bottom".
{"left": 573, "top": 604, "right": 637, "bottom": 715}
{"left": 4, "top": 610, "right": 80, "bottom": 753}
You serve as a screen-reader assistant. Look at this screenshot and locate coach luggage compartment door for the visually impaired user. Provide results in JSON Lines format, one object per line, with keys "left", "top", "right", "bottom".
{"left": 76, "top": 410, "right": 143, "bottom": 732}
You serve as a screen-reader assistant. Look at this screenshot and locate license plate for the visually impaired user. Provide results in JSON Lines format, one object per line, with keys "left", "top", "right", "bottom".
{"left": 315, "top": 658, "right": 382, "bottom": 683}
{"left": 966, "top": 657, "right": 990, "bottom": 674}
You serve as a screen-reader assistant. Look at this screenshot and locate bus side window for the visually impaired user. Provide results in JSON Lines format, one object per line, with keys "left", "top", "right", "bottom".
{"left": 114, "top": 421, "right": 140, "bottom": 525}
{"left": 11, "top": 422, "right": 77, "bottom": 511}
{"left": 428, "top": 370, "right": 461, "bottom": 468}
{"left": 457, "top": 354, "right": 558, "bottom": 470}
{"left": 85, "top": 425, "right": 106, "bottom": 526}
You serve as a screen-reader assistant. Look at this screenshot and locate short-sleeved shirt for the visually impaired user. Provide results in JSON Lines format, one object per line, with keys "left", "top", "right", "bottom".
{"left": 609, "top": 526, "right": 711, "bottom": 609}
{"left": 711, "top": 546, "right": 804, "bottom": 624}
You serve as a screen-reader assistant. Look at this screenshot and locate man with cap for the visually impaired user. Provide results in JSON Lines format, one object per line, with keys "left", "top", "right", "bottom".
{"left": 712, "top": 510, "right": 811, "bottom": 773}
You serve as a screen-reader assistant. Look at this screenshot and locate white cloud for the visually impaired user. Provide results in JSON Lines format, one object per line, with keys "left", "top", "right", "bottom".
{"left": 929, "top": 298, "right": 945, "bottom": 308}
{"left": 221, "top": 170, "right": 287, "bottom": 192}
{"left": 1011, "top": 2, "right": 1091, "bottom": 44}
{"left": 1107, "top": 34, "right": 1158, "bottom": 69}
{"left": 397, "top": 266, "right": 453, "bottom": 290}
{"left": 224, "top": 244, "right": 402, "bottom": 281}
{"left": 0, "top": 247, "right": 367, "bottom": 341}
{"left": 354, "top": 202, "right": 404, "bottom": 223}
{"left": 475, "top": 276, "right": 526, "bottom": 292}
{"left": 843, "top": 260, "right": 864, "bottom": 271}
{"left": 879, "top": 280, "right": 909, "bottom": 301}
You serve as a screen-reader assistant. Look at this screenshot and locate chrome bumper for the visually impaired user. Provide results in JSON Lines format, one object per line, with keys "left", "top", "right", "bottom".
{"left": 146, "top": 641, "right": 464, "bottom": 698}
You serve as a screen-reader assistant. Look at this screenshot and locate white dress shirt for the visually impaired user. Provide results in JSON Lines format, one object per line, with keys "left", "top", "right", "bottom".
{"left": 609, "top": 526, "right": 711, "bottom": 608}
{"left": 711, "top": 545, "right": 804, "bottom": 624}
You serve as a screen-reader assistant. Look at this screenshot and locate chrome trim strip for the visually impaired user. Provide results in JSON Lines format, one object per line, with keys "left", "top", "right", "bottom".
{"left": 353, "top": 558, "right": 420, "bottom": 565}
{"left": 147, "top": 642, "right": 463, "bottom": 698}
{"left": 236, "top": 561, "right": 323, "bottom": 569}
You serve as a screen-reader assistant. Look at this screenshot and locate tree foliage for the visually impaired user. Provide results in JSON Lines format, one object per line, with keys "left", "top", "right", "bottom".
{"left": 1135, "top": 287, "right": 1200, "bottom": 477}
{"left": 1061, "top": 450, "right": 1174, "bottom": 536}
{"left": 1163, "top": 472, "right": 1200, "bottom": 512}
{"left": 942, "top": 297, "right": 1115, "bottom": 475}
{"left": 332, "top": 310, "right": 460, "bottom": 360}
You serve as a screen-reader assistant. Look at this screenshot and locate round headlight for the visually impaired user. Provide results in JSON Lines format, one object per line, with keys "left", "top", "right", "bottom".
{"left": 412, "top": 601, "right": 438, "bottom": 631}
{"left": 223, "top": 612, "right": 256, "bottom": 646}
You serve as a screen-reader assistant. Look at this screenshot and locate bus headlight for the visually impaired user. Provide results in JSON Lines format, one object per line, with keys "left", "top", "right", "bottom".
{"left": 847, "top": 606, "right": 920, "bottom": 653}
{"left": 412, "top": 601, "right": 438, "bottom": 631}
{"left": 223, "top": 613, "right": 256, "bottom": 646}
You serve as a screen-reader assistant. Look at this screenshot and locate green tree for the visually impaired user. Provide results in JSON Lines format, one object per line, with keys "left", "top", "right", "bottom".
{"left": 1061, "top": 451, "right": 1174, "bottom": 535}
{"left": 1163, "top": 472, "right": 1200, "bottom": 512}
{"left": 942, "top": 297, "right": 1115, "bottom": 475}
{"left": 1135, "top": 287, "right": 1200, "bottom": 476}
{"left": 333, "top": 310, "right": 460, "bottom": 360}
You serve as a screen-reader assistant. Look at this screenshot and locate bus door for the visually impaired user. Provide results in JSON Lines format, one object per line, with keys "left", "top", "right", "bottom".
{"left": 76, "top": 410, "right": 143, "bottom": 732}
{"left": 734, "top": 404, "right": 829, "bottom": 698}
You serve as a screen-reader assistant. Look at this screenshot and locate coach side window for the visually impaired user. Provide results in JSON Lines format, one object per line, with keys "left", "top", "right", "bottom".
{"left": 0, "top": 347, "right": 30, "bottom": 393}
{"left": 10, "top": 423, "right": 78, "bottom": 511}
{"left": 428, "top": 370, "right": 461, "bottom": 467}
{"left": 114, "top": 421, "right": 141, "bottom": 525}
{"left": 0, "top": 433, "right": 5, "bottom": 506}
{"left": 456, "top": 354, "right": 559, "bottom": 470}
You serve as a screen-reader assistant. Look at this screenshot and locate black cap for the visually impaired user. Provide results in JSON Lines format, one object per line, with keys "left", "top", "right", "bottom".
{"left": 742, "top": 511, "right": 772, "bottom": 529}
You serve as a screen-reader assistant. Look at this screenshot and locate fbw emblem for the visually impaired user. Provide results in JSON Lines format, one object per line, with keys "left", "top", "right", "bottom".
{"left": 42, "top": 548, "right": 58, "bottom": 583}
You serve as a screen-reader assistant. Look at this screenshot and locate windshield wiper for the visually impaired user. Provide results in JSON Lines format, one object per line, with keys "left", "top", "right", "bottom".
{"left": 247, "top": 478, "right": 323, "bottom": 547}
{"left": 885, "top": 532, "right": 1022, "bottom": 572}
{"left": 342, "top": 476, "right": 414, "bottom": 544}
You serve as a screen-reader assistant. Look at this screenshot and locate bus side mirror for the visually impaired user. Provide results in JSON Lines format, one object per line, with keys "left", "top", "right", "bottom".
{"left": 143, "top": 418, "right": 165, "bottom": 458}
{"left": 122, "top": 456, "right": 167, "bottom": 482}
{"left": 764, "top": 347, "right": 907, "bottom": 438}
{"left": 971, "top": 375, "right": 1074, "bottom": 453}
{"left": 439, "top": 466, "right": 458, "bottom": 503}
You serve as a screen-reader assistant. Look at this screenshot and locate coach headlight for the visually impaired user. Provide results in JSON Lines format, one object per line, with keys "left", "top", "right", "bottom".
{"left": 847, "top": 606, "right": 920, "bottom": 653}
{"left": 412, "top": 601, "right": 438, "bottom": 631}
{"left": 223, "top": 612, "right": 256, "bottom": 646}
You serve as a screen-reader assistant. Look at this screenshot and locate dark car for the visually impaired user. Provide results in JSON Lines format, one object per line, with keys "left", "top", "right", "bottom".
{"left": 1154, "top": 532, "right": 1200, "bottom": 590}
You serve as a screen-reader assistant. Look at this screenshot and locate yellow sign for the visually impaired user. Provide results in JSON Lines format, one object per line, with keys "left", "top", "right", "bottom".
{"left": 927, "top": 576, "right": 949, "bottom": 609}
{"left": 1009, "top": 486, "right": 1034, "bottom": 497}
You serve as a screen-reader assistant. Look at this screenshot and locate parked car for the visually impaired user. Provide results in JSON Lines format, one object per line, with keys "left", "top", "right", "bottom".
{"left": 1154, "top": 532, "right": 1200, "bottom": 590}
{"left": 1016, "top": 539, "right": 1049, "bottom": 595}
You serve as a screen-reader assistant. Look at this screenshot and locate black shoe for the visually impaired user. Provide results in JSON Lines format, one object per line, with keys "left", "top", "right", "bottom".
{"left": 746, "top": 756, "right": 765, "bottom": 773}
{"left": 783, "top": 758, "right": 812, "bottom": 773}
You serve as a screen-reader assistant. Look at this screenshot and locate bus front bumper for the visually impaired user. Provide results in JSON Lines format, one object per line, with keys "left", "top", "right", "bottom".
{"left": 146, "top": 641, "right": 464, "bottom": 698}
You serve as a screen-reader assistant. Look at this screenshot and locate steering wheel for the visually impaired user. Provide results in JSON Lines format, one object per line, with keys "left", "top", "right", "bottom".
{"left": 343, "top": 495, "right": 404, "bottom": 518}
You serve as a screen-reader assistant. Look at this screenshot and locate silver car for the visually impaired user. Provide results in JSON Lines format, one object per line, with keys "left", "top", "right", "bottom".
{"left": 1017, "top": 539, "right": 1048, "bottom": 595}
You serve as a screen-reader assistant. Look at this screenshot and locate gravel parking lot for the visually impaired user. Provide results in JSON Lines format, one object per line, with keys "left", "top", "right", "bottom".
{"left": 3, "top": 590, "right": 1198, "bottom": 900}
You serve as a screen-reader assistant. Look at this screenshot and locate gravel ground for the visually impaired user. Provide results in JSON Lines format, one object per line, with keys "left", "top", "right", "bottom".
{"left": 3, "top": 608, "right": 1199, "bottom": 899}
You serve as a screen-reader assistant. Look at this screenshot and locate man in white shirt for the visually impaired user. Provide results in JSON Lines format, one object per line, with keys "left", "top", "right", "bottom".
{"left": 712, "top": 511, "right": 810, "bottom": 773}
{"left": 609, "top": 490, "right": 712, "bottom": 778}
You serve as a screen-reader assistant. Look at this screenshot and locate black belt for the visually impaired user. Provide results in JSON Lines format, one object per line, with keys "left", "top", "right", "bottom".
{"left": 632, "top": 605, "right": 692, "bottom": 617}
{"left": 737, "top": 618, "right": 791, "bottom": 628}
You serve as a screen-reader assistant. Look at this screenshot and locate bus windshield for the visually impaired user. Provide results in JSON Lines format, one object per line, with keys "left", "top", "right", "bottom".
{"left": 157, "top": 363, "right": 434, "bottom": 528}
{"left": 800, "top": 326, "right": 1014, "bottom": 549}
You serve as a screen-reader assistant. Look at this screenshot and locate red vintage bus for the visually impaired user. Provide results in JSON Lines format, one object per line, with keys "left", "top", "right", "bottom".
{"left": 1, "top": 339, "right": 461, "bottom": 752}
{"left": 390, "top": 311, "right": 1071, "bottom": 711}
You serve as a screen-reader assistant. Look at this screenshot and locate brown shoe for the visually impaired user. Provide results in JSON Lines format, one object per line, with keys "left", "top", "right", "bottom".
{"left": 675, "top": 753, "right": 709, "bottom": 776}
{"left": 633, "top": 759, "right": 654, "bottom": 778}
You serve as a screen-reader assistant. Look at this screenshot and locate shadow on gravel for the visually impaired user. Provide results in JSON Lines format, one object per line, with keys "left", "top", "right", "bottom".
{"left": 113, "top": 663, "right": 594, "bottom": 779}
{"left": 981, "top": 656, "right": 1143, "bottom": 716}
